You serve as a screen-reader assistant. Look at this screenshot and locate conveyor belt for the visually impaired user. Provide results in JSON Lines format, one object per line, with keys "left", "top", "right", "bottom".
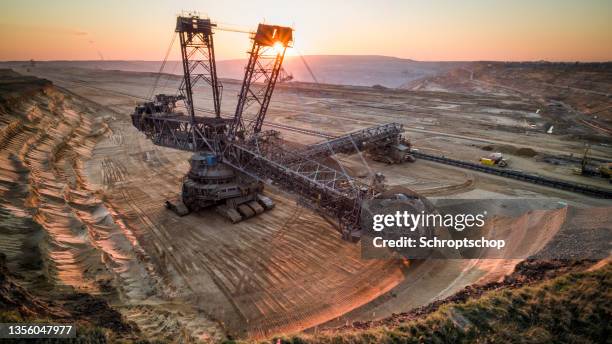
{"left": 53, "top": 79, "right": 611, "bottom": 199}
{"left": 412, "top": 151, "right": 612, "bottom": 198}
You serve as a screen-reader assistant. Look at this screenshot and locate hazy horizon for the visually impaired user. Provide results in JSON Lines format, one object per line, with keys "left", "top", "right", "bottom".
{"left": 3, "top": 54, "right": 612, "bottom": 63}
{"left": 1, "top": 1, "right": 611, "bottom": 62}
{"left": 6, "top": 55, "right": 609, "bottom": 88}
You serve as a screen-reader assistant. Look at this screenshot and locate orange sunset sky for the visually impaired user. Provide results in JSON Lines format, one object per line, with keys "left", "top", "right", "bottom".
{"left": 1, "top": 0, "right": 611, "bottom": 62}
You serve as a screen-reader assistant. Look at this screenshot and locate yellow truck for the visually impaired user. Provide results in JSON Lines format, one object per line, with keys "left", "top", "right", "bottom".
{"left": 480, "top": 153, "right": 508, "bottom": 167}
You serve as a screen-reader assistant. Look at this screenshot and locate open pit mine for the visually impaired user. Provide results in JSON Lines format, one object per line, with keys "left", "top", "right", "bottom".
{"left": 0, "top": 12, "right": 611, "bottom": 344}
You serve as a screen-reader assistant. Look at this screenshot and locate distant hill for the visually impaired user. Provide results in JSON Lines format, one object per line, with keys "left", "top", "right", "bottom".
{"left": 404, "top": 61, "right": 612, "bottom": 124}
{"left": 399, "top": 61, "right": 612, "bottom": 139}
{"left": 0, "top": 56, "right": 465, "bottom": 88}
{"left": 224, "top": 55, "right": 464, "bottom": 87}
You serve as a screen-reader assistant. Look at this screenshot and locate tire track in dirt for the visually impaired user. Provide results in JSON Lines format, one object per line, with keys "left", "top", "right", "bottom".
{"left": 18, "top": 73, "right": 410, "bottom": 340}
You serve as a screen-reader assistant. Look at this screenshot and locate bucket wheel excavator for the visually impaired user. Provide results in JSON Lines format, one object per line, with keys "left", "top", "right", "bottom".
{"left": 131, "top": 14, "right": 415, "bottom": 240}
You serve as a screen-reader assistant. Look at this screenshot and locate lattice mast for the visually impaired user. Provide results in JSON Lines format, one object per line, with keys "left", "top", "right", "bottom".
{"left": 176, "top": 15, "right": 222, "bottom": 119}
{"left": 231, "top": 24, "right": 293, "bottom": 139}
{"left": 131, "top": 16, "right": 412, "bottom": 240}
{"left": 175, "top": 15, "right": 224, "bottom": 152}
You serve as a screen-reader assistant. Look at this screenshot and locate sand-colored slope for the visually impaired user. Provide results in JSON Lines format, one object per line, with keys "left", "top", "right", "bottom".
{"left": 85, "top": 106, "right": 406, "bottom": 338}
{"left": 0, "top": 75, "right": 224, "bottom": 342}
{"left": 322, "top": 197, "right": 611, "bottom": 328}
{"left": 10, "top": 68, "right": 609, "bottom": 342}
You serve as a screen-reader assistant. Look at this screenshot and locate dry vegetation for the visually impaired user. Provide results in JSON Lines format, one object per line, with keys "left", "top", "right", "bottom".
{"left": 264, "top": 261, "right": 611, "bottom": 344}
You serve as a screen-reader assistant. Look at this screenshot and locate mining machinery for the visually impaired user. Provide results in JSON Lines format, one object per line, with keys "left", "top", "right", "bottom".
{"left": 131, "top": 14, "right": 413, "bottom": 240}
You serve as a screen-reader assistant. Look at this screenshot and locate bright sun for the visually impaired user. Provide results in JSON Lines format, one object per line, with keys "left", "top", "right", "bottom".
{"left": 272, "top": 41, "right": 285, "bottom": 55}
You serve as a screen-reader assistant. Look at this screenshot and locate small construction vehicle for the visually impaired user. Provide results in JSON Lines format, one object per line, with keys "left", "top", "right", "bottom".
{"left": 572, "top": 145, "right": 612, "bottom": 179}
{"left": 370, "top": 137, "right": 416, "bottom": 164}
{"left": 572, "top": 145, "right": 599, "bottom": 176}
{"left": 480, "top": 152, "right": 509, "bottom": 167}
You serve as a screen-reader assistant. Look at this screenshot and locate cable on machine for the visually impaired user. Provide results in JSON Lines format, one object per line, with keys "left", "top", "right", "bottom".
{"left": 147, "top": 32, "right": 177, "bottom": 100}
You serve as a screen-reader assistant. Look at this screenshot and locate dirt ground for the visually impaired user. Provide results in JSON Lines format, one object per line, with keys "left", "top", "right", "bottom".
{"left": 1, "top": 66, "right": 611, "bottom": 342}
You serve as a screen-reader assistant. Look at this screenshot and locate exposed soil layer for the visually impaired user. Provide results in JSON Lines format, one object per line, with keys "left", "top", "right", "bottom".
{"left": 404, "top": 62, "right": 612, "bottom": 140}
{"left": 0, "top": 70, "right": 225, "bottom": 342}
{"left": 1, "top": 66, "right": 610, "bottom": 343}
{"left": 0, "top": 252, "right": 135, "bottom": 336}
{"left": 0, "top": 70, "right": 406, "bottom": 341}
{"left": 322, "top": 259, "right": 597, "bottom": 333}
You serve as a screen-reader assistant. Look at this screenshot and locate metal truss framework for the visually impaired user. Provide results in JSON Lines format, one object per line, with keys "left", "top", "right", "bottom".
{"left": 224, "top": 140, "right": 370, "bottom": 239}
{"left": 132, "top": 111, "right": 403, "bottom": 239}
{"left": 291, "top": 123, "right": 404, "bottom": 162}
{"left": 176, "top": 16, "right": 223, "bottom": 119}
{"left": 131, "top": 113, "right": 230, "bottom": 153}
{"left": 231, "top": 26, "right": 291, "bottom": 138}
{"left": 131, "top": 16, "right": 407, "bottom": 239}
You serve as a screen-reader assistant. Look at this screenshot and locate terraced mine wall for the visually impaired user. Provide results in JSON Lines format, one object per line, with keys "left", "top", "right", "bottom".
{"left": 0, "top": 70, "right": 409, "bottom": 341}
{"left": 0, "top": 70, "right": 229, "bottom": 341}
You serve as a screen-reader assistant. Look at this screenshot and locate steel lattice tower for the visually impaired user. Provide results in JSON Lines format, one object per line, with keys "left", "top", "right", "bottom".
{"left": 131, "top": 16, "right": 411, "bottom": 240}
{"left": 176, "top": 16, "right": 223, "bottom": 120}
{"left": 231, "top": 24, "right": 293, "bottom": 139}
